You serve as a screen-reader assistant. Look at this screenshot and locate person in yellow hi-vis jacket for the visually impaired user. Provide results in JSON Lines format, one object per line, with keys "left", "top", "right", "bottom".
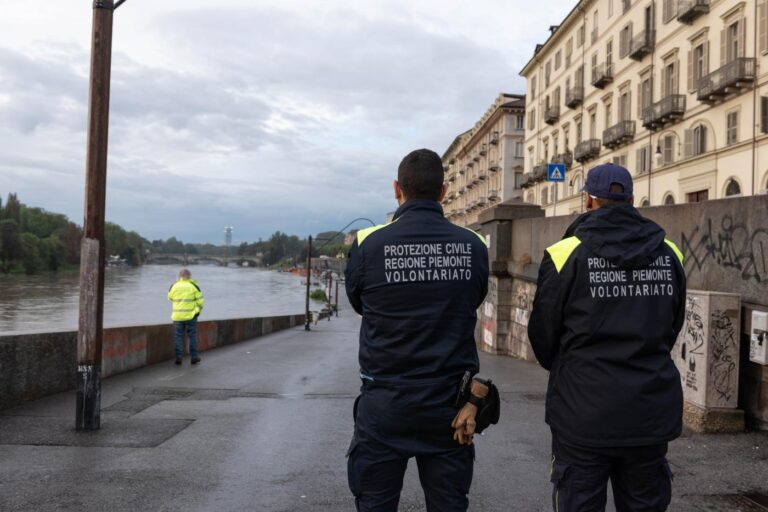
{"left": 168, "top": 268, "right": 205, "bottom": 365}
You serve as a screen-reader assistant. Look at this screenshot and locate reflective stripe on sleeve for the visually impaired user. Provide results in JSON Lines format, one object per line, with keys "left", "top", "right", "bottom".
{"left": 664, "top": 239, "right": 684, "bottom": 266}
{"left": 545, "top": 236, "right": 582, "bottom": 273}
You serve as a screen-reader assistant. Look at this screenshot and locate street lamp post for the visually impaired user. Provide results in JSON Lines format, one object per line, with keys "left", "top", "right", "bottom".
{"left": 76, "top": 0, "right": 127, "bottom": 432}
{"left": 304, "top": 236, "right": 312, "bottom": 331}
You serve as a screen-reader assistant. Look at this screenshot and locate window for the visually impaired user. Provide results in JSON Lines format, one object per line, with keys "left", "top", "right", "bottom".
{"left": 619, "top": 90, "right": 630, "bottom": 121}
{"left": 663, "top": 0, "right": 675, "bottom": 23}
{"left": 608, "top": 0, "right": 614, "bottom": 18}
{"left": 590, "top": 111, "right": 597, "bottom": 138}
{"left": 516, "top": 115, "right": 525, "bottom": 130}
{"left": 686, "top": 189, "right": 709, "bottom": 203}
{"left": 640, "top": 76, "right": 652, "bottom": 115}
{"left": 577, "top": 25, "right": 585, "bottom": 47}
{"left": 576, "top": 120, "right": 583, "bottom": 143}
{"left": 620, "top": 25, "right": 632, "bottom": 58}
{"left": 623, "top": 0, "right": 632, "bottom": 14}
{"left": 727, "top": 111, "right": 739, "bottom": 145}
{"left": 663, "top": 61, "right": 677, "bottom": 96}
{"left": 531, "top": 76, "right": 537, "bottom": 99}
{"left": 591, "top": 54, "right": 598, "bottom": 80}
{"left": 664, "top": 194, "right": 676, "bottom": 205}
{"left": 563, "top": 126, "right": 570, "bottom": 151}
{"left": 566, "top": 38, "right": 573, "bottom": 67}
{"left": 663, "top": 134, "right": 675, "bottom": 165}
{"left": 545, "top": 60, "right": 552, "bottom": 86}
{"left": 606, "top": 39, "right": 613, "bottom": 67}
{"left": 593, "top": 10, "right": 599, "bottom": 43}
{"left": 612, "top": 154, "right": 628, "bottom": 167}
{"left": 576, "top": 65, "right": 584, "bottom": 87}
{"left": 725, "top": 179, "right": 742, "bottom": 197}
{"left": 693, "top": 125, "right": 707, "bottom": 155}
{"left": 726, "top": 20, "right": 744, "bottom": 62}
{"left": 690, "top": 42, "right": 708, "bottom": 91}
{"left": 515, "top": 142, "right": 524, "bottom": 157}
{"left": 555, "top": 50, "right": 562, "bottom": 70}
{"left": 528, "top": 108, "right": 536, "bottom": 130}
{"left": 636, "top": 145, "right": 651, "bottom": 174}
{"left": 762, "top": 96, "right": 768, "bottom": 134}
{"left": 605, "top": 102, "right": 613, "bottom": 127}
{"left": 572, "top": 175, "right": 583, "bottom": 195}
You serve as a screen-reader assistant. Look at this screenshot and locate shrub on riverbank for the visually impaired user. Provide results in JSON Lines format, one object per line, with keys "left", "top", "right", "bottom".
{"left": 310, "top": 289, "right": 328, "bottom": 302}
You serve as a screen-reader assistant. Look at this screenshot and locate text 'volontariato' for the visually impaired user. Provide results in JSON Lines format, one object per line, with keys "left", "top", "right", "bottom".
{"left": 587, "top": 255, "right": 676, "bottom": 299}
{"left": 384, "top": 243, "right": 473, "bottom": 283}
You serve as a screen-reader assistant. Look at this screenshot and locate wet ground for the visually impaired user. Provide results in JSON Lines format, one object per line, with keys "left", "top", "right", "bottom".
{"left": 1, "top": 296, "right": 766, "bottom": 511}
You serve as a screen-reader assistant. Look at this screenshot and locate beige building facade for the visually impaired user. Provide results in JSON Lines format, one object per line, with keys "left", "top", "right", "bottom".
{"left": 441, "top": 94, "right": 526, "bottom": 227}
{"left": 521, "top": 0, "right": 768, "bottom": 215}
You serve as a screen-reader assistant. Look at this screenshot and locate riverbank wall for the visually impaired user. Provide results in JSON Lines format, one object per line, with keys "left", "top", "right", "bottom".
{"left": 0, "top": 313, "right": 305, "bottom": 411}
{"left": 473, "top": 195, "right": 768, "bottom": 432}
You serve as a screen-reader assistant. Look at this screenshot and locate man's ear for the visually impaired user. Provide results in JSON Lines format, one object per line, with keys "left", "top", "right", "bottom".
{"left": 585, "top": 193, "right": 595, "bottom": 211}
{"left": 438, "top": 183, "right": 448, "bottom": 202}
{"left": 394, "top": 180, "right": 404, "bottom": 204}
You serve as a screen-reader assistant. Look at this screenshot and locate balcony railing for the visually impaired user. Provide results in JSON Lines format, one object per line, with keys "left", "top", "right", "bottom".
{"left": 473, "top": 153, "right": 480, "bottom": 162}
{"left": 447, "top": 171, "right": 456, "bottom": 182}
{"left": 467, "top": 161, "right": 474, "bottom": 168}
{"left": 520, "top": 173, "right": 535, "bottom": 189}
{"left": 628, "top": 30, "right": 655, "bottom": 61}
{"left": 677, "top": 0, "right": 709, "bottom": 23}
{"left": 532, "top": 164, "right": 548, "bottom": 182}
{"left": 553, "top": 151, "right": 574, "bottom": 167}
{"left": 641, "top": 95, "right": 686, "bottom": 130}
{"left": 565, "top": 87, "right": 584, "bottom": 109}
{"left": 488, "top": 161, "right": 500, "bottom": 173}
{"left": 574, "top": 139, "right": 602, "bottom": 163}
{"left": 603, "top": 120, "right": 636, "bottom": 149}
{"left": 697, "top": 58, "right": 756, "bottom": 104}
{"left": 490, "top": 131, "right": 499, "bottom": 145}
{"left": 477, "top": 197, "right": 488, "bottom": 207}
{"left": 488, "top": 189, "right": 500, "bottom": 201}
{"left": 544, "top": 106, "right": 560, "bottom": 125}
{"left": 479, "top": 144, "right": 488, "bottom": 156}
{"left": 478, "top": 168, "right": 487, "bottom": 180}
{"left": 591, "top": 63, "right": 613, "bottom": 88}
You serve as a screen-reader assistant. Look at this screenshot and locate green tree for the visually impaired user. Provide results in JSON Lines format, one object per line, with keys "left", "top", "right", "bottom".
{"left": 0, "top": 219, "right": 23, "bottom": 273}
{"left": 20, "top": 232, "right": 43, "bottom": 275}
{"left": 4, "top": 193, "right": 21, "bottom": 225}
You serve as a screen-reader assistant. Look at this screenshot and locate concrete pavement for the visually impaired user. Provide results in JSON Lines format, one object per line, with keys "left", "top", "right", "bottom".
{"left": 1, "top": 299, "right": 767, "bottom": 511}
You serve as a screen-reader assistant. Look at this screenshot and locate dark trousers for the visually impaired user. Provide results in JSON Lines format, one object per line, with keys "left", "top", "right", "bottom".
{"left": 347, "top": 428, "right": 474, "bottom": 512}
{"left": 550, "top": 432, "right": 673, "bottom": 512}
{"left": 173, "top": 319, "right": 199, "bottom": 359}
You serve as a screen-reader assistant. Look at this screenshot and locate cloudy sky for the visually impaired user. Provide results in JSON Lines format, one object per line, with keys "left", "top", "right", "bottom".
{"left": 0, "top": 0, "right": 573, "bottom": 244}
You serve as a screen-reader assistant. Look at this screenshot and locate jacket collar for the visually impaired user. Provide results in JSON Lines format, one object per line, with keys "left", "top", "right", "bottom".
{"left": 393, "top": 199, "right": 444, "bottom": 221}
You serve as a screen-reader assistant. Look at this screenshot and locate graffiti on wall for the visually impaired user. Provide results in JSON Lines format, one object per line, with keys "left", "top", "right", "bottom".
{"left": 681, "top": 215, "right": 768, "bottom": 283}
{"left": 679, "top": 296, "right": 705, "bottom": 394}
{"left": 709, "top": 310, "right": 738, "bottom": 403}
{"left": 512, "top": 282, "right": 534, "bottom": 327}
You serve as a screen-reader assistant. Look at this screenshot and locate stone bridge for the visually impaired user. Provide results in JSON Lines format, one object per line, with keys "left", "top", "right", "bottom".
{"left": 144, "top": 253, "right": 261, "bottom": 267}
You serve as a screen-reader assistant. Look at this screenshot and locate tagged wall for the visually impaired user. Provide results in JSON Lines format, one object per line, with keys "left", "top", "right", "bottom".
{"left": 476, "top": 195, "right": 768, "bottom": 429}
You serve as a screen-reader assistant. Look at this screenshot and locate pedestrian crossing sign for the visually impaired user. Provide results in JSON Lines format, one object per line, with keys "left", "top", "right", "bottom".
{"left": 547, "top": 163, "right": 566, "bottom": 182}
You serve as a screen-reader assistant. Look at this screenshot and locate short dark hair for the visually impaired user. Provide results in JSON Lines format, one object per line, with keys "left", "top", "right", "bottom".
{"left": 397, "top": 149, "right": 444, "bottom": 201}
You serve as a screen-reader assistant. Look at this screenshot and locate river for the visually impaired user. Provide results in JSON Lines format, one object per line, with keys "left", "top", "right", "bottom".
{"left": 0, "top": 265, "right": 310, "bottom": 334}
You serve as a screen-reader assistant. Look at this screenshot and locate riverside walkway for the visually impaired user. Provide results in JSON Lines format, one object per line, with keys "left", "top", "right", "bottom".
{"left": 1, "top": 297, "right": 767, "bottom": 511}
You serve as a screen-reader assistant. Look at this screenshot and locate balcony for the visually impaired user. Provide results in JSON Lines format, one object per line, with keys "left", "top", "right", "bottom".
{"left": 544, "top": 106, "right": 560, "bottom": 125}
{"left": 697, "top": 58, "right": 756, "bottom": 104}
{"left": 574, "top": 139, "right": 602, "bottom": 163}
{"left": 642, "top": 95, "right": 686, "bottom": 130}
{"left": 449, "top": 157, "right": 456, "bottom": 165}
{"left": 467, "top": 161, "right": 474, "bottom": 168}
{"left": 591, "top": 63, "right": 613, "bottom": 89}
{"left": 488, "top": 189, "right": 500, "bottom": 201}
{"left": 532, "top": 164, "right": 548, "bottom": 182}
{"left": 489, "top": 161, "right": 500, "bottom": 173}
{"left": 677, "top": 0, "right": 708, "bottom": 23}
{"left": 553, "top": 151, "right": 574, "bottom": 167}
{"left": 458, "top": 187, "right": 465, "bottom": 195}
{"left": 458, "top": 166, "right": 466, "bottom": 175}
{"left": 565, "top": 87, "right": 584, "bottom": 109}
{"left": 628, "top": 30, "right": 655, "bottom": 61}
{"left": 477, "top": 197, "right": 488, "bottom": 207}
{"left": 467, "top": 181, "right": 475, "bottom": 190}
{"left": 520, "top": 173, "right": 534, "bottom": 189}
{"left": 603, "top": 120, "right": 636, "bottom": 149}
{"left": 471, "top": 173, "right": 480, "bottom": 184}
{"left": 473, "top": 153, "right": 480, "bottom": 162}
{"left": 479, "top": 144, "right": 488, "bottom": 156}
{"left": 490, "top": 131, "right": 499, "bottom": 145}
{"left": 478, "top": 168, "right": 487, "bottom": 181}
{"left": 447, "top": 171, "right": 456, "bottom": 182}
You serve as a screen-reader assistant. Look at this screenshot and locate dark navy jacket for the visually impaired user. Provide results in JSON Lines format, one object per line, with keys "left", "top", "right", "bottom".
{"left": 345, "top": 199, "right": 489, "bottom": 450}
{"left": 528, "top": 204, "right": 686, "bottom": 448}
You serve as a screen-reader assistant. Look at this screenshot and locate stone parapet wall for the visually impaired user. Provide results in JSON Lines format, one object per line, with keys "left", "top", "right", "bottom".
{"left": 0, "top": 314, "right": 305, "bottom": 411}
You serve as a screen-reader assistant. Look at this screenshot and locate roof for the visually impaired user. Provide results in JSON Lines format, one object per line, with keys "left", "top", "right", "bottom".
{"left": 519, "top": 0, "right": 589, "bottom": 76}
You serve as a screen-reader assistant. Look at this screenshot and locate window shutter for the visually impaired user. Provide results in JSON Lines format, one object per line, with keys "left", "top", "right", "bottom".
{"left": 684, "top": 129, "right": 693, "bottom": 157}
{"left": 720, "top": 29, "right": 727, "bottom": 66}
{"left": 738, "top": 18, "right": 746, "bottom": 58}
{"left": 704, "top": 41, "right": 709, "bottom": 75}
{"left": 687, "top": 49, "right": 694, "bottom": 92}
{"left": 637, "top": 82, "right": 642, "bottom": 117}
{"left": 762, "top": 97, "right": 768, "bottom": 134}
{"left": 761, "top": 1, "right": 768, "bottom": 53}
{"left": 664, "top": 135, "right": 674, "bottom": 164}
{"left": 674, "top": 60, "right": 680, "bottom": 94}
{"left": 636, "top": 147, "right": 643, "bottom": 173}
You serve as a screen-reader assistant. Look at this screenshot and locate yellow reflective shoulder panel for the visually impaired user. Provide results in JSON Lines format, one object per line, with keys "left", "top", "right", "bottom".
{"left": 357, "top": 223, "right": 390, "bottom": 246}
{"left": 664, "top": 239, "right": 684, "bottom": 266}
{"left": 545, "top": 236, "right": 582, "bottom": 273}
{"left": 462, "top": 227, "right": 489, "bottom": 247}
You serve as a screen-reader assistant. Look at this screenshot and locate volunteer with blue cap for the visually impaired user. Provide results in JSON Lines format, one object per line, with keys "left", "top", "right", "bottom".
{"left": 528, "top": 163, "right": 687, "bottom": 511}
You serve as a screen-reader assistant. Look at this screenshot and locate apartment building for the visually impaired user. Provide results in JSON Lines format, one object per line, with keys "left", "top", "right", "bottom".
{"left": 441, "top": 93, "right": 526, "bottom": 227}
{"left": 521, "top": 0, "right": 768, "bottom": 215}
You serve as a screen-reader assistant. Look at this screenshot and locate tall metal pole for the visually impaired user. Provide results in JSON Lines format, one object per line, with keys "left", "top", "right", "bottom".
{"left": 76, "top": 0, "right": 115, "bottom": 431}
{"left": 334, "top": 274, "right": 339, "bottom": 317}
{"left": 304, "top": 236, "right": 312, "bottom": 331}
{"left": 327, "top": 272, "right": 333, "bottom": 321}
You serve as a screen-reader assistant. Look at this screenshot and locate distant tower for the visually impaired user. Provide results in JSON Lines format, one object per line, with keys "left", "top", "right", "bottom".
{"left": 224, "top": 226, "right": 233, "bottom": 250}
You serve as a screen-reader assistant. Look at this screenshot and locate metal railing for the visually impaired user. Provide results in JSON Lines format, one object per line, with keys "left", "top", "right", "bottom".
{"left": 629, "top": 30, "right": 655, "bottom": 61}
{"left": 697, "top": 58, "right": 756, "bottom": 103}
{"left": 565, "top": 87, "right": 584, "bottom": 108}
{"left": 677, "top": 0, "right": 709, "bottom": 23}
{"left": 574, "top": 139, "right": 602, "bottom": 162}
{"left": 553, "top": 151, "right": 574, "bottom": 167}
{"left": 544, "top": 106, "right": 560, "bottom": 125}
{"left": 591, "top": 62, "right": 613, "bottom": 88}
{"left": 603, "top": 120, "right": 636, "bottom": 148}
{"left": 641, "top": 95, "right": 686, "bottom": 130}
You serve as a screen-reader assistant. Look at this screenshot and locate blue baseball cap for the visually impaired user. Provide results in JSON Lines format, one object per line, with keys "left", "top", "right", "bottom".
{"left": 583, "top": 163, "right": 633, "bottom": 201}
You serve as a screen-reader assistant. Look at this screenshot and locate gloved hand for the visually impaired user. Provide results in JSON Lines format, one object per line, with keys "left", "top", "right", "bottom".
{"left": 451, "top": 380, "right": 489, "bottom": 445}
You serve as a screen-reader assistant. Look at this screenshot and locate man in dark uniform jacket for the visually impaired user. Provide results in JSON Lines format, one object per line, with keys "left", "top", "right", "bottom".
{"left": 345, "top": 148, "right": 489, "bottom": 512}
{"left": 529, "top": 163, "right": 686, "bottom": 512}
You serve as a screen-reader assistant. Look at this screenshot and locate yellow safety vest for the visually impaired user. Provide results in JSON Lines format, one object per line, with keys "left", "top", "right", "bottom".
{"left": 168, "top": 279, "right": 205, "bottom": 322}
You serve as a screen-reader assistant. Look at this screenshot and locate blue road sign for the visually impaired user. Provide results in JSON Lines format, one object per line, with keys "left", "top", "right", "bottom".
{"left": 547, "top": 163, "right": 566, "bottom": 182}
